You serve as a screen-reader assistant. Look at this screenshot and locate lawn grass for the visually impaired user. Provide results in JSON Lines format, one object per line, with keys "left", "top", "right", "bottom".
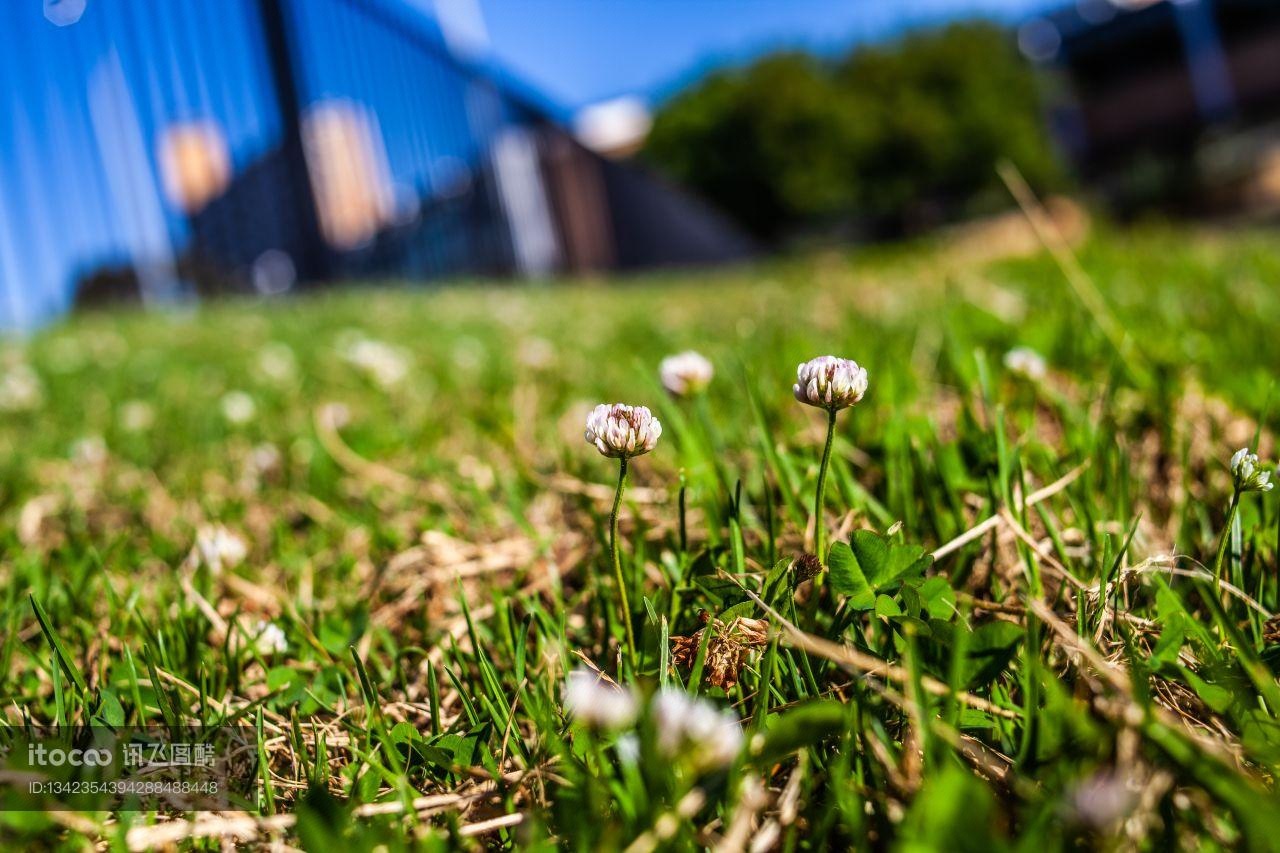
{"left": 3, "top": 223, "right": 1280, "bottom": 848}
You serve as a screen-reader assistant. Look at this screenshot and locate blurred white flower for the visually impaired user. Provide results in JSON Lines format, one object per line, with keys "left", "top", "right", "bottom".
{"left": 70, "top": 436, "right": 107, "bottom": 465}
{"left": 318, "top": 401, "right": 351, "bottom": 430}
{"left": 651, "top": 688, "right": 743, "bottom": 770}
{"left": 119, "top": 400, "right": 155, "bottom": 432}
{"left": 0, "top": 363, "right": 44, "bottom": 412}
{"left": 221, "top": 391, "right": 256, "bottom": 425}
{"left": 195, "top": 524, "right": 248, "bottom": 573}
{"left": 342, "top": 337, "right": 408, "bottom": 388}
{"left": 1004, "top": 346, "right": 1048, "bottom": 381}
{"left": 250, "top": 620, "right": 288, "bottom": 655}
{"left": 458, "top": 455, "right": 495, "bottom": 491}
{"left": 584, "top": 403, "right": 662, "bottom": 458}
{"left": 1230, "top": 448, "right": 1273, "bottom": 493}
{"left": 249, "top": 443, "right": 282, "bottom": 477}
{"left": 45, "top": 337, "right": 87, "bottom": 374}
{"left": 1065, "top": 770, "right": 1137, "bottom": 830}
{"left": 615, "top": 732, "right": 640, "bottom": 763}
{"left": 257, "top": 342, "right": 297, "bottom": 383}
{"left": 517, "top": 337, "right": 556, "bottom": 370}
{"left": 83, "top": 330, "right": 127, "bottom": 367}
{"left": 452, "top": 336, "right": 485, "bottom": 372}
{"left": 793, "top": 356, "right": 868, "bottom": 411}
{"left": 660, "top": 350, "right": 714, "bottom": 398}
{"left": 563, "top": 668, "right": 638, "bottom": 729}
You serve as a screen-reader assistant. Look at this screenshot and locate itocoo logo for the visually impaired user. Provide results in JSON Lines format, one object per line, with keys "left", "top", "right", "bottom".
{"left": 28, "top": 743, "right": 113, "bottom": 767}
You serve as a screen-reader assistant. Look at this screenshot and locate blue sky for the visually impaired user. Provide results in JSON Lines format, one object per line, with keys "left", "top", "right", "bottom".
{"left": 473, "top": 0, "right": 1064, "bottom": 110}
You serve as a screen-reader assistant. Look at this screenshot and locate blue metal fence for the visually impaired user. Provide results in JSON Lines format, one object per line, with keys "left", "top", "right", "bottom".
{"left": 0, "top": 0, "right": 539, "bottom": 328}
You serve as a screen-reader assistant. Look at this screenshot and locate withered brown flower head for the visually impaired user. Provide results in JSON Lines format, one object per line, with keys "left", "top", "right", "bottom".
{"left": 793, "top": 552, "right": 823, "bottom": 584}
{"left": 670, "top": 615, "right": 770, "bottom": 692}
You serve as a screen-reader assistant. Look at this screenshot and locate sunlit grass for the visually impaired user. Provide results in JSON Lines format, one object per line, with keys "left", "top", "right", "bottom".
{"left": 3, "top": 224, "right": 1280, "bottom": 847}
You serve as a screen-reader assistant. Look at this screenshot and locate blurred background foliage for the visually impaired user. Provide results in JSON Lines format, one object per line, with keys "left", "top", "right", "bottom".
{"left": 645, "top": 23, "right": 1065, "bottom": 241}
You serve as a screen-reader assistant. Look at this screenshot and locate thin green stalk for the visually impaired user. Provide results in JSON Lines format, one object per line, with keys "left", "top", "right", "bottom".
{"left": 693, "top": 393, "right": 729, "bottom": 493}
{"left": 1212, "top": 490, "right": 1241, "bottom": 588}
{"left": 610, "top": 456, "right": 637, "bottom": 664}
{"left": 814, "top": 407, "right": 838, "bottom": 562}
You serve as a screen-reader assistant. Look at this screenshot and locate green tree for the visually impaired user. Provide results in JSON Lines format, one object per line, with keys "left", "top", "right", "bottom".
{"left": 644, "top": 23, "right": 1064, "bottom": 239}
{"left": 838, "top": 23, "right": 1061, "bottom": 226}
{"left": 644, "top": 53, "right": 863, "bottom": 239}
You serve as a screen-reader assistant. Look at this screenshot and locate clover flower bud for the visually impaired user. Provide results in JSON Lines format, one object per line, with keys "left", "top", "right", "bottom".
{"left": 660, "top": 351, "right": 714, "bottom": 398}
{"left": 584, "top": 403, "right": 662, "bottom": 458}
{"left": 651, "top": 688, "right": 743, "bottom": 770}
{"left": 793, "top": 356, "right": 868, "bottom": 411}
{"left": 1003, "top": 346, "right": 1047, "bottom": 381}
{"left": 1231, "top": 448, "right": 1273, "bottom": 493}
{"left": 563, "top": 668, "right": 638, "bottom": 729}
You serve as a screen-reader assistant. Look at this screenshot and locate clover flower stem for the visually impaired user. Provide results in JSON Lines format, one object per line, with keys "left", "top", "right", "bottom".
{"left": 1212, "top": 490, "right": 1241, "bottom": 590}
{"left": 789, "top": 597, "right": 822, "bottom": 694}
{"left": 814, "top": 407, "right": 839, "bottom": 563}
{"left": 610, "top": 455, "right": 637, "bottom": 665}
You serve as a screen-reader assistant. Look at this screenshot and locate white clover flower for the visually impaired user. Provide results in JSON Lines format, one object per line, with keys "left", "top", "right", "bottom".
{"left": 1230, "top": 448, "right": 1273, "bottom": 493}
{"left": 584, "top": 403, "right": 662, "bottom": 458}
{"left": 660, "top": 350, "right": 714, "bottom": 398}
{"left": 221, "top": 391, "right": 256, "bottom": 425}
{"left": 342, "top": 337, "right": 408, "bottom": 388}
{"left": 195, "top": 524, "right": 248, "bottom": 573}
{"left": 793, "top": 356, "right": 868, "bottom": 411}
{"left": 563, "top": 668, "right": 639, "bottom": 729}
{"left": 1004, "top": 346, "right": 1048, "bottom": 381}
{"left": 651, "top": 688, "right": 743, "bottom": 770}
{"left": 0, "top": 362, "right": 44, "bottom": 412}
{"left": 119, "top": 400, "right": 155, "bottom": 432}
{"left": 248, "top": 620, "right": 288, "bottom": 655}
